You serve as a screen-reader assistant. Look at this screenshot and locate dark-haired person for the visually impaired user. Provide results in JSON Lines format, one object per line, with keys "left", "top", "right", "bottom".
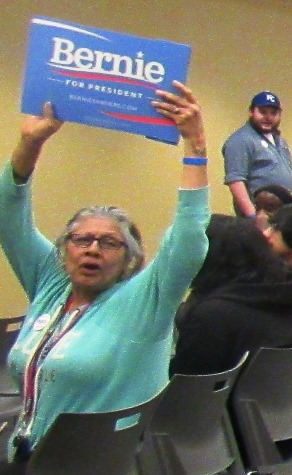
{"left": 170, "top": 214, "right": 292, "bottom": 376}
{"left": 253, "top": 184, "right": 292, "bottom": 230}
{"left": 222, "top": 91, "right": 292, "bottom": 216}
{"left": 0, "top": 81, "right": 210, "bottom": 473}
{"left": 264, "top": 204, "right": 292, "bottom": 267}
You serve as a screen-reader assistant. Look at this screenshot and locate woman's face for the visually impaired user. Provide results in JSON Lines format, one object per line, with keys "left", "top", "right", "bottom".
{"left": 63, "top": 216, "right": 128, "bottom": 298}
{"left": 255, "top": 191, "right": 283, "bottom": 216}
{"left": 255, "top": 192, "right": 283, "bottom": 231}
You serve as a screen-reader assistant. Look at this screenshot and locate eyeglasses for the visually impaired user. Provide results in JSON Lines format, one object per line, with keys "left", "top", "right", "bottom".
{"left": 68, "top": 234, "right": 128, "bottom": 251}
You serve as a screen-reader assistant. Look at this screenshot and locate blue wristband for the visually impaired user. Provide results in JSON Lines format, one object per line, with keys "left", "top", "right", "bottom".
{"left": 183, "top": 157, "right": 208, "bottom": 166}
{"left": 246, "top": 213, "right": 257, "bottom": 218}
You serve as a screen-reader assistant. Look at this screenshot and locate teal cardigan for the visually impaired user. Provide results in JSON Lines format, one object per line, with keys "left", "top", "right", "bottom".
{"left": 0, "top": 161, "right": 210, "bottom": 456}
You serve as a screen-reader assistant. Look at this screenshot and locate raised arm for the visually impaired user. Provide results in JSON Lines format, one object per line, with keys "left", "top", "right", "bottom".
{"left": 11, "top": 102, "right": 63, "bottom": 182}
{"left": 0, "top": 104, "right": 63, "bottom": 298}
{"left": 135, "top": 82, "right": 210, "bottom": 334}
{"left": 152, "top": 80, "right": 207, "bottom": 189}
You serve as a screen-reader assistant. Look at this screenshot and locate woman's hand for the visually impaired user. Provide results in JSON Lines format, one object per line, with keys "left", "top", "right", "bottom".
{"left": 21, "top": 102, "right": 63, "bottom": 146}
{"left": 152, "top": 80, "right": 206, "bottom": 156}
{"left": 12, "top": 103, "right": 64, "bottom": 182}
{"left": 152, "top": 81, "right": 208, "bottom": 189}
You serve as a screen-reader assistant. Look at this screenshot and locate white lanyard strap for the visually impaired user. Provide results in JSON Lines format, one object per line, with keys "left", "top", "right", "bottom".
{"left": 21, "top": 304, "right": 82, "bottom": 437}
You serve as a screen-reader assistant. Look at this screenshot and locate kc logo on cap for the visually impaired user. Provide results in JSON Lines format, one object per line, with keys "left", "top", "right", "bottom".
{"left": 250, "top": 91, "right": 282, "bottom": 109}
{"left": 266, "top": 94, "right": 276, "bottom": 103}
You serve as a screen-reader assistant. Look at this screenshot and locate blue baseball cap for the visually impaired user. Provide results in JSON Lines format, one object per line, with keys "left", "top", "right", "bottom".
{"left": 250, "top": 91, "right": 282, "bottom": 109}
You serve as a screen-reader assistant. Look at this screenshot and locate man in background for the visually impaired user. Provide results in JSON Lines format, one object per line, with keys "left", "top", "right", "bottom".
{"left": 222, "top": 91, "right": 292, "bottom": 216}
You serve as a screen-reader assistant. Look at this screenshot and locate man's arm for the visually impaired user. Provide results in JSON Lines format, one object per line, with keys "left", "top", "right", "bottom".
{"left": 228, "top": 181, "right": 256, "bottom": 216}
{"left": 222, "top": 128, "right": 256, "bottom": 216}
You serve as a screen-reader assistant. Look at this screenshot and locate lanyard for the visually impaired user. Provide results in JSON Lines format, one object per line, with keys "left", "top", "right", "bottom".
{"left": 19, "top": 301, "right": 89, "bottom": 438}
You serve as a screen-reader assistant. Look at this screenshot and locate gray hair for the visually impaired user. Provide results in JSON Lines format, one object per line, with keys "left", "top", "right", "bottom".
{"left": 56, "top": 206, "right": 145, "bottom": 279}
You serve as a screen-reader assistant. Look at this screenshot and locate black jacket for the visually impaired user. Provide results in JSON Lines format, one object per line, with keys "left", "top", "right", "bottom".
{"left": 170, "top": 280, "right": 292, "bottom": 375}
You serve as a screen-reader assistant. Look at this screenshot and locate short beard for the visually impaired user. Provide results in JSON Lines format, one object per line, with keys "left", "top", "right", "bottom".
{"left": 249, "top": 118, "right": 279, "bottom": 135}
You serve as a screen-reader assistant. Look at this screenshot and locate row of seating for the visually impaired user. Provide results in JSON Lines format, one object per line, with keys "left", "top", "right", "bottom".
{"left": 1, "top": 316, "right": 292, "bottom": 474}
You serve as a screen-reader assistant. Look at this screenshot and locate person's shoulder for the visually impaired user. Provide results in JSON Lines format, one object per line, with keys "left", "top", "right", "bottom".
{"left": 279, "top": 134, "right": 291, "bottom": 148}
{"left": 222, "top": 122, "right": 254, "bottom": 150}
{"left": 180, "top": 294, "right": 238, "bottom": 329}
{"left": 226, "top": 122, "right": 254, "bottom": 140}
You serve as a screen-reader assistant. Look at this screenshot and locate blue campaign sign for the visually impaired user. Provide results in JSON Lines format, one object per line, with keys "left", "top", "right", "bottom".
{"left": 21, "top": 16, "right": 192, "bottom": 145}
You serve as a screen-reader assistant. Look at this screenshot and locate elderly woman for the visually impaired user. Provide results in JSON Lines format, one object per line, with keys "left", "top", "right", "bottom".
{"left": 0, "top": 81, "right": 210, "bottom": 471}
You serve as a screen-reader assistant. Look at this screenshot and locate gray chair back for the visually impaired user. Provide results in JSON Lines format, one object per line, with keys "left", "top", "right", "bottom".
{"left": 231, "top": 347, "right": 292, "bottom": 474}
{"left": 137, "top": 352, "right": 248, "bottom": 475}
{"left": 27, "top": 385, "right": 167, "bottom": 475}
{"left": 0, "top": 316, "right": 24, "bottom": 424}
